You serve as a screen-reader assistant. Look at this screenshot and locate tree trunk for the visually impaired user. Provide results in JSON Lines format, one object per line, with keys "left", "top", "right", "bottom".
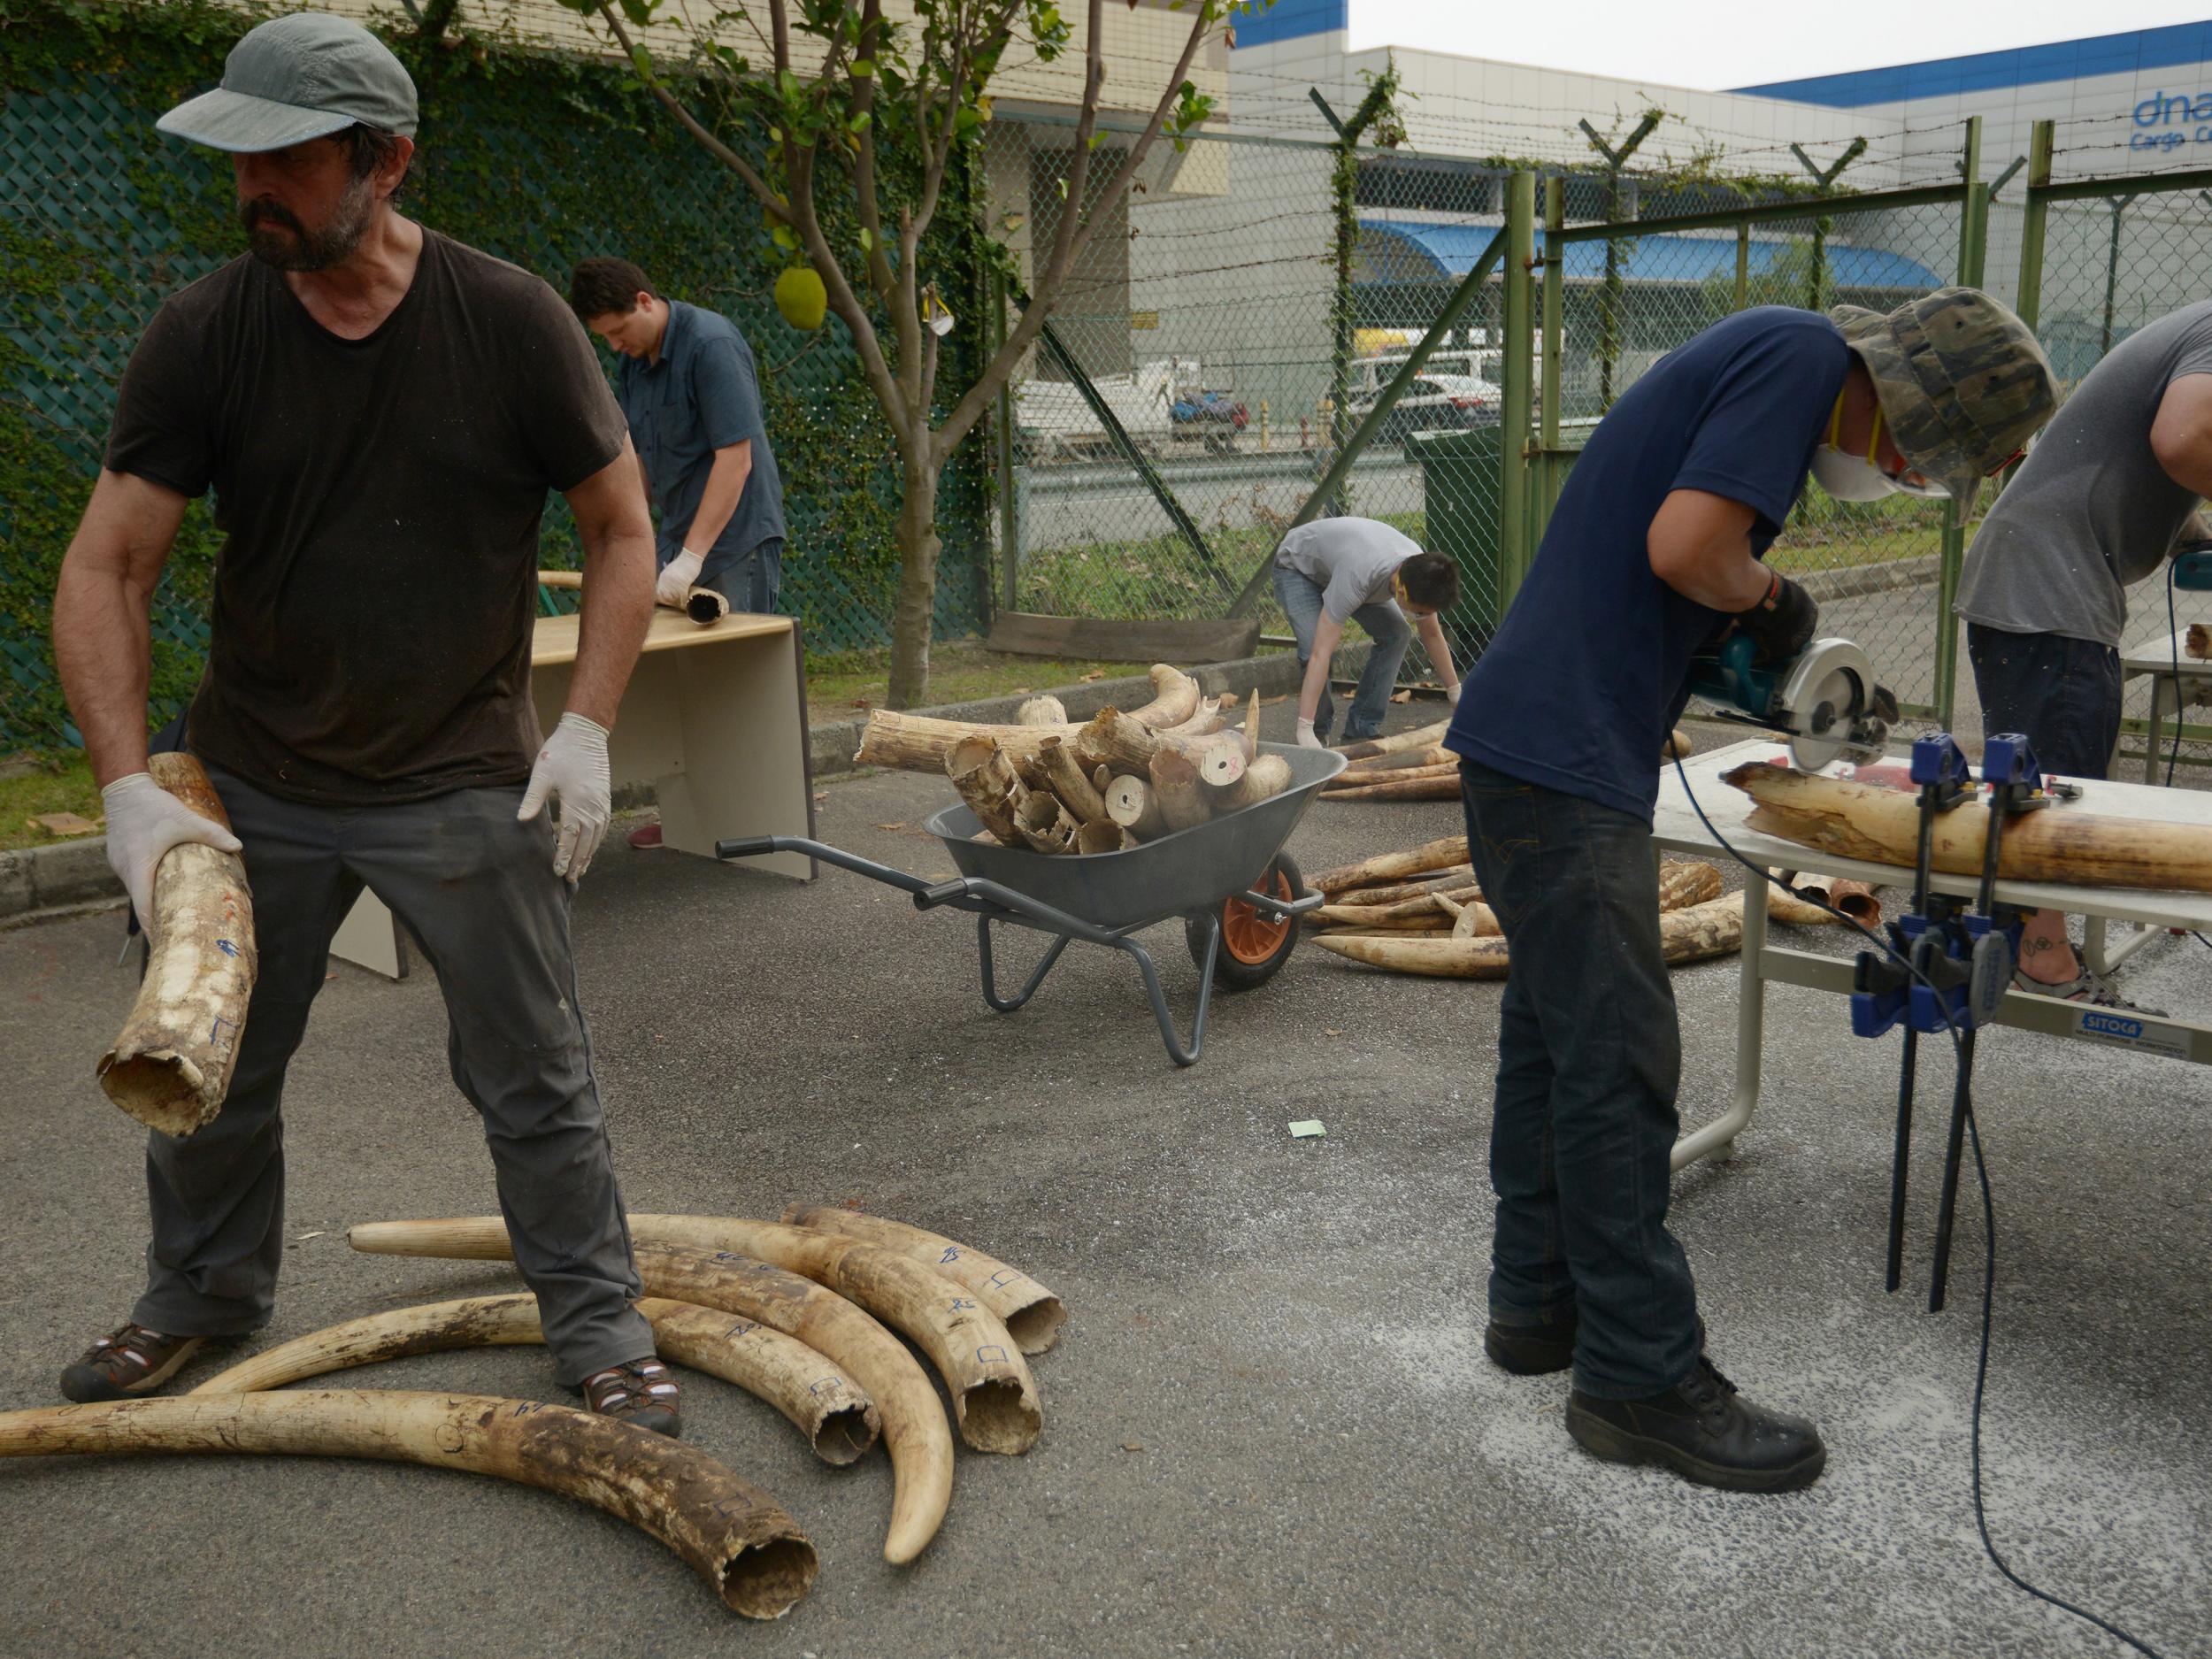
{"left": 886, "top": 457, "right": 942, "bottom": 710}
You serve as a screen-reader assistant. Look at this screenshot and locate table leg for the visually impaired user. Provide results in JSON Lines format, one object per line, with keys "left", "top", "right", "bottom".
{"left": 1672, "top": 875, "right": 1768, "bottom": 1169}
{"left": 2143, "top": 674, "right": 2175, "bottom": 786}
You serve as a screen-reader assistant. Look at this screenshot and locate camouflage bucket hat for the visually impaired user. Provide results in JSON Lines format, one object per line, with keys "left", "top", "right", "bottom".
{"left": 1829, "top": 288, "right": 2056, "bottom": 513}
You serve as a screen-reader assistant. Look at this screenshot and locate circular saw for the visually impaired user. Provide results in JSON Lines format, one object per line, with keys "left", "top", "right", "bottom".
{"left": 1686, "top": 635, "right": 1899, "bottom": 769}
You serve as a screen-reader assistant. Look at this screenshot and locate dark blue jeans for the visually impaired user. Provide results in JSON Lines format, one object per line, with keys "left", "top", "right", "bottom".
{"left": 1459, "top": 758, "right": 1701, "bottom": 1400}
{"left": 703, "top": 537, "right": 786, "bottom": 616}
{"left": 1965, "top": 622, "right": 2120, "bottom": 780}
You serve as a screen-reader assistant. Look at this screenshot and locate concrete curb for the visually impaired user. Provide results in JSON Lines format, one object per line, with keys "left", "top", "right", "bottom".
{"left": 1796, "top": 552, "right": 1941, "bottom": 604}
{"left": 0, "top": 645, "right": 1344, "bottom": 928}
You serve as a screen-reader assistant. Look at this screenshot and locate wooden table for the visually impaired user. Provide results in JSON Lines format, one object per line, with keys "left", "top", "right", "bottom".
{"left": 330, "top": 609, "right": 815, "bottom": 979}
{"left": 1652, "top": 739, "right": 2212, "bottom": 1171}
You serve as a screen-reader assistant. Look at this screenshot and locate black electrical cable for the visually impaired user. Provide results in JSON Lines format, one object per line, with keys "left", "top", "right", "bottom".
{"left": 1669, "top": 748, "right": 2170, "bottom": 1659}
{"left": 2161, "top": 561, "right": 2212, "bottom": 956}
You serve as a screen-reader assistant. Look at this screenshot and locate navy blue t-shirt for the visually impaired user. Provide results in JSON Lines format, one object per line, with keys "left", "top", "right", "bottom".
{"left": 618, "top": 299, "right": 788, "bottom": 584}
{"left": 1444, "top": 307, "right": 1850, "bottom": 818}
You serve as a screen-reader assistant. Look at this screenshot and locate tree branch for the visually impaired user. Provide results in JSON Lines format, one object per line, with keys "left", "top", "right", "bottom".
{"left": 938, "top": 0, "right": 1213, "bottom": 457}
{"left": 850, "top": 0, "right": 895, "bottom": 299}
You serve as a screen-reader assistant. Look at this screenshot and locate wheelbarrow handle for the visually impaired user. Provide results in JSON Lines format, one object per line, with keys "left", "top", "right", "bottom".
{"left": 917, "top": 878, "right": 979, "bottom": 910}
{"left": 1237, "top": 886, "right": 1326, "bottom": 922}
{"left": 718, "top": 834, "right": 933, "bottom": 895}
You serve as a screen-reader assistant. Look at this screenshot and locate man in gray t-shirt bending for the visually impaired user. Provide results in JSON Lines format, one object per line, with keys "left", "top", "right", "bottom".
{"left": 1954, "top": 298, "right": 2212, "bottom": 1003}
{"left": 1272, "top": 517, "right": 1462, "bottom": 746}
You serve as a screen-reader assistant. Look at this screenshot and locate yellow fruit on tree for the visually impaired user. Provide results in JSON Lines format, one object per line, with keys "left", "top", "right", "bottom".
{"left": 775, "top": 265, "right": 827, "bottom": 331}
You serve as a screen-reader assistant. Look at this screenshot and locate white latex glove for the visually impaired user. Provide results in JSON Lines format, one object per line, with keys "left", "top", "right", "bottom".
{"left": 102, "top": 772, "right": 242, "bottom": 948}
{"left": 1446, "top": 682, "right": 1462, "bottom": 708}
{"left": 655, "top": 547, "right": 704, "bottom": 608}
{"left": 1295, "top": 718, "right": 1324, "bottom": 750}
{"left": 518, "top": 712, "right": 612, "bottom": 883}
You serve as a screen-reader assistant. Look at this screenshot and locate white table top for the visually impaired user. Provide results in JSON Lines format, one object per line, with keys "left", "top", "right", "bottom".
{"left": 2119, "top": 627, "right": 2212, "bottom": 676}
{"left": 1654, "top": 739, "right": 2212, "bottom": 931}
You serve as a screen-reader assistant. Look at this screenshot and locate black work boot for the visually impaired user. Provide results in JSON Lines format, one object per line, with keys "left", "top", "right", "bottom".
{"left": 1565, "top": 1356, "right": 1825, "bottom": 1493}
{"left": 1484, "top": 1313, "right": 1578, "bottom": 1376}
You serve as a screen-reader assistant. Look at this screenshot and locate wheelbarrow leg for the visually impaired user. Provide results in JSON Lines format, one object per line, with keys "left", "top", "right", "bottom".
{"left": 976, "top": 916, "right": 1075, "bottom": 1012}
{"left": 1114, "top": 915, "right": 1220, "bottom": 1068}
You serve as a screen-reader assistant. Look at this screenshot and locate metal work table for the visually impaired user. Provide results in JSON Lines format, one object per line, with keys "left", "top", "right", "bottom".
{"left": 1652, "top": 739, "right": 2212, "bottom": 1171}
{"left": 2117, "top": 626, "right": 2212, "bottom": 785}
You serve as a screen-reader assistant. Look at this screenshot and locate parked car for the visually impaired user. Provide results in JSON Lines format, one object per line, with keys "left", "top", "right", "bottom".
{"left": 1349, "top": 373, "right": 1502, "bottom": 444}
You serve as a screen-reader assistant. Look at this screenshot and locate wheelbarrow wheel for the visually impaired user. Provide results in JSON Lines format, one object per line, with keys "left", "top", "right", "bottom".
{"left": 1187, "top": 852, "right": 1302, "bottom": 992}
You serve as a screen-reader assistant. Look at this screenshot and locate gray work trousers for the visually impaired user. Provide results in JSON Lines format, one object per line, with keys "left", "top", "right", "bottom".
{"left": 130, "top": 764, "right": 655, "bottom": 1387}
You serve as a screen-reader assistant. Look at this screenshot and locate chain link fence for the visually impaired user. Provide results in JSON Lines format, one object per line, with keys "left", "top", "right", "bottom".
{"left": 0, "top": 4, "right": 987, "bottom": 756}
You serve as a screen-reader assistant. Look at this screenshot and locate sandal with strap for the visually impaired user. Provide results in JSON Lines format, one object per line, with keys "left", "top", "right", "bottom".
{"left": 60, "top": 1323, "right": 206, "bottom": 1403}
{"left": 2013, "top": 965, "right": 2169, "bottom": 1017}
{"left": 580, "top": 1359, "right": 682, "bottom": 1439}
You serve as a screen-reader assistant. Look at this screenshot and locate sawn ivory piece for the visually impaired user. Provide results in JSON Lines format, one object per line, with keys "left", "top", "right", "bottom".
{"left": 98, "top": 752, "right": 257, "bottom": 1138}
{"left": 344, "top": 1225, "right": 955, "bottom": 1564}
{"left": 855, "top": 664, "right": 1203, "bottom": 769}
{"left": 1724, "top": 762, "right": 2212, "bottom": 892}
{"left": 780, "top": 1206, "right": 1067, "bottom": 1355}
{"left": 0, "top": 1390, "right": 816, "bottom": 1618}
{"left": 189, "top": 1294, "right": 880, "bottom": 1465}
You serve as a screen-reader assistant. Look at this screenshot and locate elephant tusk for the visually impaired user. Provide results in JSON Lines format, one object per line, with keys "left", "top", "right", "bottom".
{"left": 188, "top": 1293, "right": 879, "bottom": 1466}
{"left": 780, "top": 1206, "right": 1066, "bottom": 1356}
{"left": 0, "top": 1390, "right": 815, "bottom": 1617}
{"left": 347, "top": 1223, "right": 955, "bottom": 1563}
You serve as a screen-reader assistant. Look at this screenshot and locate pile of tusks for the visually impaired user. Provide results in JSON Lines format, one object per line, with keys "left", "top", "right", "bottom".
{"left": 856, "top": 664, "right": 1294, "bottom": 853}
{"left": 1319, "top": 721, "right": 1696, "bottom": 803}
{"left": 1301, "top": 833, "right": 1872, "bottom": 979}
{"left": 0, "top": 1205, "right": 1067, "bottom": 1620}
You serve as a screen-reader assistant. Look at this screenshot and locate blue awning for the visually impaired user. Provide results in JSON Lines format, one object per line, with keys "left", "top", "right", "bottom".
{"left": 1356, "top": 219, "right": 1944, "bottom": 291}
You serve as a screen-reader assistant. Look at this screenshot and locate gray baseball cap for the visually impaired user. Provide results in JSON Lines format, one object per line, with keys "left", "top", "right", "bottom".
{"left": 157, "top": 13, "right": 417, "bottom": 153}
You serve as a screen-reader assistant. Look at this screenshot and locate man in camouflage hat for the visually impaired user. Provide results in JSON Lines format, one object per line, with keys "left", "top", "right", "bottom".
{"left": 1438, "top": 286, "right": 2053, "bottom": 1494}
{"left": 1956, "top": 297, "right": 2212, "bottom": 1009}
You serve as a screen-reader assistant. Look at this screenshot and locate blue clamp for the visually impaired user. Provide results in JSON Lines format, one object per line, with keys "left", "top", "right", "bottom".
{"left": 1978, "top": 733, "right": 2041, "bottom": 792}
{"left": 1910, "top": 733, "right": 1972, "bottom": 796}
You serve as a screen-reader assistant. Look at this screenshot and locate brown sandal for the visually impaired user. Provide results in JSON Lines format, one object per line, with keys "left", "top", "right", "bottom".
{"left": 60, "top": 1323, "right": 206, "bottom": 1403}
{"left": 580, "top": 1359, "right": 682, "bottom": 1439}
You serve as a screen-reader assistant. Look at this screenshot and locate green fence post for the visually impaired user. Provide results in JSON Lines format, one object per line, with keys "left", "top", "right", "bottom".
{"left": 1932, "top": 142, "right": 1989, "bottom": 729}
{"left": 2014, "top": 120, "right": 2055, "bottom": 333}
{"left": 1499, "top": 172, "right": 1538, "bottom": 609}
{"left": 989, "top": 265, "right": 1018, "bottom": 615}
{"left": 1541, "top": 175, "right": 1563, "bottom": 452}
{"left": 1733, "top": 223, "right": 1749, "bottom": 312}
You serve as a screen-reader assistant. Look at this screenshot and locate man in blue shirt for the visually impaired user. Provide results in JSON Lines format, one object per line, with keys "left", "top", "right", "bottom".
{"left": 1443, "top": 291, "right": 2054, "bottom": 1492}
{"left": 569, "top": 257, "right": 787, "bottom": 618}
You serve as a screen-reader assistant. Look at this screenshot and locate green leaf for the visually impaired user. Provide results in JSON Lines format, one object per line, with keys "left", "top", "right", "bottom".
{"left": 617, "top": 0, "right": 658, "bottom": 24}
{"left": 858, "top": 227, "right": 875, "bottom": 251}
{"left": 849, "top": 110, "right": 872, "bottom": 132}
{"left": 850, "top": 56, "right": 875, "bottom": 76}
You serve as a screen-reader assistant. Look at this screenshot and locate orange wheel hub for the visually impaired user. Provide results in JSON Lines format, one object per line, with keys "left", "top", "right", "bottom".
{"left": 1222, "top": 867, "right": 1293, "bottom": 964}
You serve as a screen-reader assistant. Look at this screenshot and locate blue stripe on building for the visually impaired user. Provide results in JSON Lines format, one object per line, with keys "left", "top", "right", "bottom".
{"left": 1232, "top": 0, "right": 1347, "bottom": 49}
{"left": 1732, "top": 21, "right": 2212, "bottom": 106}
{"left": 1360, "top": 219, "right": 1942, "bottom": 290}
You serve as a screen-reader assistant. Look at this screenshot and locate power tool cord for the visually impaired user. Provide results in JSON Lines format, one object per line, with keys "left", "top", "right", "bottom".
{"left": 1669, "top": 749, "right": 2170, "bottom": 1659}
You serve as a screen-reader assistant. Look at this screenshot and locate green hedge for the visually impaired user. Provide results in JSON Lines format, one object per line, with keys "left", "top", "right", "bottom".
{"left": 0, "top": 0, "right": 988, "bottom": 752}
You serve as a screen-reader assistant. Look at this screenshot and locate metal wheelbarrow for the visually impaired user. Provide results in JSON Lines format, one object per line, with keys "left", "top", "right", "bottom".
{"left": 717, "top": 742, "right": 1347, "bottom": 1065}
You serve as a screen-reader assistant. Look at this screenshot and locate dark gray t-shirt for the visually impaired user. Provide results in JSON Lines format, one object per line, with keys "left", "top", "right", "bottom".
{"left": 104, "top": 231, "right": 628, "bottom": 804}
{"left": 1956, "top": 300, "right": 2212, "bottom": 648}
{"left": 617, "top": 300, "right": 787, "bottom": 584}
{"left": 1274, "top": 517, "right": 1417, "bottom": 622}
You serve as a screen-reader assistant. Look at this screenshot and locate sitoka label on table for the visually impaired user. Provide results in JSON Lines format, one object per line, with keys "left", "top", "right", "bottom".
{"left": 2070, "top": 1008, "right": 2189, "bottom": 1061}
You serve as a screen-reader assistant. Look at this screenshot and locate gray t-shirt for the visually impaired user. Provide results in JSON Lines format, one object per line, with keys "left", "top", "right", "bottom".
{"left": 1955, "top": 300, "right": 2212, "bottom": 648}
{"left": 1274, "top": 517, "right": 1417, "bottom": 622}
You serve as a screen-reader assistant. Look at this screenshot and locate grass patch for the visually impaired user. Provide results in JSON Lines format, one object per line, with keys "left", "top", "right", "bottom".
{"left": 807, "top": 641, "right": 1164, "bottom": 719}
{"left": 0, "top": 756, "right": 103, "bottom": 853}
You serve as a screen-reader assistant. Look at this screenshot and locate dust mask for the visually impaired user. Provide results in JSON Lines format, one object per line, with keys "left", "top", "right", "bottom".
{"left": 1809, "top": 391, "right": 1900, "bottom": 502}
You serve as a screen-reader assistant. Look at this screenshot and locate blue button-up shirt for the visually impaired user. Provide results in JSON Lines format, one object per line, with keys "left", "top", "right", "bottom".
{"left": 617, "top": 300, "right": 787, "bottom": 582}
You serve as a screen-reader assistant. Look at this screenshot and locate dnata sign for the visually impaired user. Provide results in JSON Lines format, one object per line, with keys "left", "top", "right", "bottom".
{"left": 2132, "top": 90, "right": 2212, "bottom": 150}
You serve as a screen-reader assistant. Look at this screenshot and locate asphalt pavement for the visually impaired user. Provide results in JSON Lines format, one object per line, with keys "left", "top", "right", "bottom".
{"left": 3, "top": 703, "right": 2207, "bottom": 1659}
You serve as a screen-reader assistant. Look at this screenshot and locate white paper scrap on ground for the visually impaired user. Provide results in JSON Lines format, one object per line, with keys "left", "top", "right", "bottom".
{"left": 1288, "top": 1120, "right": 1326, "bottom": 1139}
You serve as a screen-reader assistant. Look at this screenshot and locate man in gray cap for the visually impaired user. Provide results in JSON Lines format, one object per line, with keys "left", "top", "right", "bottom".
{"left": 50, "top": 13, "right": 682, "bottom": 1434}
{"left": 1443, "top": 288, "right": 2055, "bottom": 1493}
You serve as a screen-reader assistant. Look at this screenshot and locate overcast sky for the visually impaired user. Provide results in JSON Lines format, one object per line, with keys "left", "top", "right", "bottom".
{"left": 1345, "top": 2, "right": 2212, "bottom": 91}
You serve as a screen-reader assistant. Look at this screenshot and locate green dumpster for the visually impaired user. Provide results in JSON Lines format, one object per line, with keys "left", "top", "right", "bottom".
{"left": 1411, "top": 419, "right": 1600, "bottom": 666}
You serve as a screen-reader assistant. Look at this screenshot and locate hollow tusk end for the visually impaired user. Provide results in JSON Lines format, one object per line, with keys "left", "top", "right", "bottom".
{"left": 1007, "top": 1300, "right": 1068, "bottom": 1356}
{"left": 956, "top": 1380, "right": 1043, "bottom": 1455}
{"left": 811, "top": 1403, "right": 879, "bottom": 1466}
{"left": 718, "top": 1535, "right": 820, "bottom": 1619}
